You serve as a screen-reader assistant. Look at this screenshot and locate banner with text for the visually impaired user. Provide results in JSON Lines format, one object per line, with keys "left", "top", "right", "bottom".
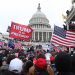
{"left": 9, "top": 22, "right": 33, "bottom": 41}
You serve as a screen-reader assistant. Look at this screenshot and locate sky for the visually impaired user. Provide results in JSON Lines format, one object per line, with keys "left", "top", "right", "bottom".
{"left": 0, "top": 0, "right": 72, "bottom": 34}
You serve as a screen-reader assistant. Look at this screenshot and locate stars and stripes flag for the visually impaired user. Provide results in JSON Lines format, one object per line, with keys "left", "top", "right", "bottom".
{"left": 8, "top": 39, "right": 15, "bottom": 49}
{"left": 52, "top": 44, "right": 60, "bottom": 52}
{"left": 51, "top": 25, "right": 75, "bottom": 47}
{"left": 14, "top": 42, "right": 22, "bottom": 49}
{"left": 0, "top": 42, "right": 4, "bottom": 48}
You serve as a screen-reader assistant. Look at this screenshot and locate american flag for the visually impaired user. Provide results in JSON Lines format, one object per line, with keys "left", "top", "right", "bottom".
{"left": 14, "top": 42, "right": 22, "bottom": 49}
{"left": 0, "top": 42, "right": 4, "bottom": 48}
{"left": 51, "top": 25, "right": 75, "bottom": 47}
{"left": 52, "top": 44, "right": 60, "bottom": 52}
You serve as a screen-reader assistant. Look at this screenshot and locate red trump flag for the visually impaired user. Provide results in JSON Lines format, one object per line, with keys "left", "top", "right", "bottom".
{"left": 9, "top": 22, "right": 33, "bottom": 41}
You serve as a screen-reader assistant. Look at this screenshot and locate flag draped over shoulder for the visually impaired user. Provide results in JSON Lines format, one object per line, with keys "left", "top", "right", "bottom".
{"left": 51, "top": 25, "right": 75, "bottom": 47}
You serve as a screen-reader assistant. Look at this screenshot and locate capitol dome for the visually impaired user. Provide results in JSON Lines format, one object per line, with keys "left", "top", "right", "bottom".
{"left": 28, "top": 3, "right": 52, "bottom": 42}
{"left": 29, "top": 3, "right": 49, "bottom": 25}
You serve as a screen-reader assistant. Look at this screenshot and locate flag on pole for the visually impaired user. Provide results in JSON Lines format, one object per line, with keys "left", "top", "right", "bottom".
{"left": 9, "top": 22, "right": 33, "bottom": 41}
{"left": 14, "top": 42, "right": 22, "bottom": 49}
{"left": 8, "top": 39, "right": 15, "bottom": 49}
{"left": 51, "top": 44, "right": 60, "bottom": 52}
{"left": 0, "top": 42, "right": 4, "bottom": 48}
{"left": 51, "top": 25, "right": 75, "bottom": 47}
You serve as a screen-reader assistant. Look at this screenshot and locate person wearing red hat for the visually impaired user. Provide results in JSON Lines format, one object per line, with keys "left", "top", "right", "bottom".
{"left": 50, "top": 56, "right": 55, "bottom": 64}
{"left": 29, "top": 53, "right": 54, "bottom": 75}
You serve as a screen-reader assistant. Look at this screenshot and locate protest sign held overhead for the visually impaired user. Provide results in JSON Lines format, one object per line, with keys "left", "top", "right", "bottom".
{"left": 9, "top": 22, "right": 33, "bottom": 41}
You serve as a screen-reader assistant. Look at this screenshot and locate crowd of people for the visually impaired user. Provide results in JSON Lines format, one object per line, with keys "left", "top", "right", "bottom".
{"left": 0, "top": 44, "right": 75, "bottom": 75}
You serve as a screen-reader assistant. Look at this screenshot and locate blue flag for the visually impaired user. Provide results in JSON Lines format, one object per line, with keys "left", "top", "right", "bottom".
{"left": 8, "top": 39, "right": 14, "bottom": 49}
{"left": 54, "top": 25, "right": 66, "bottom": 38}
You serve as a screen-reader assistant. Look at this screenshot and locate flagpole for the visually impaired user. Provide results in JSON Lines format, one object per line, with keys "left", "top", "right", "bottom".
{"left": 69, "top": 47, "right": 71, "bottom": 53}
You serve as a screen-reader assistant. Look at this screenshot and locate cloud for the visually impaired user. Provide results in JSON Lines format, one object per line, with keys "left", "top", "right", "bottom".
{"left": 0, "top": 0, "right": 72, "bottom": 33}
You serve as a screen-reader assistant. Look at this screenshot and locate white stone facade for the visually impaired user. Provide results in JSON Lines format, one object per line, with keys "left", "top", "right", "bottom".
{"left": 29, "top": 3, "right": 53, "bottom": 42}
{"left": 1, "top": 3, "right": 53, "bottom": 43}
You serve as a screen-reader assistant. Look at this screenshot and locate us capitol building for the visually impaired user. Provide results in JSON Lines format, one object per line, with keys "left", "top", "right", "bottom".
{"left": 28, "top": 3, "right": 52, "bottom": 42}
{"left": 1, "top": 3, "right": 53, "bottom": 43}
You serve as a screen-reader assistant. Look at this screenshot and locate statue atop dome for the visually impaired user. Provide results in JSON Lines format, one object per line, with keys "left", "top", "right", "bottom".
{"left": 29, "top": 3, "right": 49, "bottom": 25}
{"left": 37, "top": 3, "right": 41, "bottom": 11}
{"left": 72, "top": 0, "right": 75, "bottom": 4}
{"left": 28, "top": 3, "right": 52, "bottom": 42}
